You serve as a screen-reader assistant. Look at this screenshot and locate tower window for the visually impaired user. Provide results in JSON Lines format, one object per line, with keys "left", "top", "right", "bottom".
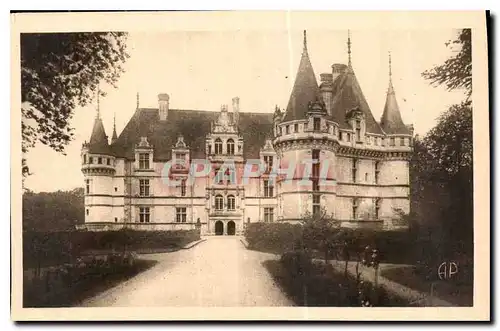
{"left": 139, "top": 153, "right": 150, "bottom": 169}
{"left": 375, "top": 161, "right": 380, "bottom": 184}
{"left": 339, "top": 132, "right": 343, "bottom": 141}
{"left": 313, "top": 117, "right": 321, "bottom": 131}
{"left": 98, "top": 157, "right": 102, "bottom": 164}
{"left": 312, "top": 149, "right": 320, "bottom": 178}
{"left": 352, "top": 159, "right": 358, "bottom": 183}
{"left": 390, "top": 137, "right": 395, "bottom": 146}
{"left": 139, "top": 179, "right": 150, "bottom": 197}
{"left": 352, "top": 198, "right": 359, "bottom": 219}
{"left": 227, "top": 138, "right": 235, "bottom": 155}
{"left": 286, "top": 125, "right": 290, "bottom": 134}
{"left": 89, "top": 157, "right": 93, "bottom": 164}
{"left": 115, "top": 217, "right": 118, "bottom": 222}
{"left": 176, "top": 207, "right": 187, "bottom": 223}
{"left": 312, "top": 194, "right": 321, "bottom": 216}
{"left": 227, "top": 195, "right": 236, "bottom": 210}
{"left": 85, "top": 179, "right": 90, "bottom": 194}
{"left": 139, "top": 207, "right": 150, "bottom": 223}
{"left": 215, "top": 194, "right": 224, "bottom": 210}
{"left": 83, "top": 154, "right": 87, "bottom": 164}
{"left": 208, "top": 144, "right": 212, "bottom": 154}
{"left": 86, "top": 209, "right": 89, "bottom": 216}
{"left": 400, "top": 137, "right": 405, "bottom": 146}
{"left": 264, "top": 207, "right": 274, "bottom": 222}
{"left": 294, "top": 123, "right": 299, "bottom": 132}
{"left": 347, "top": 133, "right": 351, "bottom": 142}
{"left": 375, "top": 198, "right": 381, "bottom": 219}
{"left": 215, "top": 138, "right": 223, "bottom": 154}
{"left": 107, "top": 158, "right": 111, "bottom": 165}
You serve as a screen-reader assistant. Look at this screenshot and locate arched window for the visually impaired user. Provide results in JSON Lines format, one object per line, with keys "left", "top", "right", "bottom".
{"left": 215, "top": 138, "right": 223, "bottom": 154}
{"left": 227, "top": 138, "right": 235, "bottom": 155}
{"left": 227, "top": 195, "right": 235, "bottom": 210}
{"left": 215, "top": 194, "right": 224, "bottom": 210}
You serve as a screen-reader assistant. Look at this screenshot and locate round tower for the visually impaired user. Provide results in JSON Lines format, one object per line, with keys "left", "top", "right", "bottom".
{"left": 81, "top": 106, "right": 116, "bottom": 230}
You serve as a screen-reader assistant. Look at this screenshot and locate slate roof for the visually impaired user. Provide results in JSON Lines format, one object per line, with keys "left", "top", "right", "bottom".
{"left": 87, "top": 117, "right": 112, "bottom": 154}
{"left": 380, "top": 82, "right": 411, "bottom": 135}
{"left": 329, "top": 68, "right": 385, "bottom": 134}
{"left": 111, "top": 108, "right": 274, "bottom": 161}
{"left": 282, "top": 33, "right": 323, "bottom": 122}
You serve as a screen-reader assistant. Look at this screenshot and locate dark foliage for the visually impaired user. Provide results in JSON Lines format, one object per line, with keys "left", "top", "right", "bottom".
{"left": 21, "top": 32, "right": 129, "bottom": 177}
{"left": 22, "top": 188, "right": 85, "bottom": 231}
{"left": 23, "top": 229, "right": 200, "bottom": 269}
{"left": 422, "top": 29, "right": 472, "bottom": 99}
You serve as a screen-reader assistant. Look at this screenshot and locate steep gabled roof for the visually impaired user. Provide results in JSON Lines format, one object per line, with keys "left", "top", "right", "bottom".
{"left": 282, "top": 31, "right": 323, "bottom": 122}
{"left": 111, "top": 109, "right": 274, "bottom": 161}
{"left": 329, "top": 68, "right": 384, "bottom": 134}
{"left": 87, "top": 117, "right": 112, "bottom": 154}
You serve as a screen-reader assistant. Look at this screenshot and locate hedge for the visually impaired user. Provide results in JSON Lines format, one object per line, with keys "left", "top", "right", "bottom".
{"left": 244, "top": 222, "right": 415, "bottom": 264}
{"left": 23, "top": 229, "right": 200, "bottom": 269}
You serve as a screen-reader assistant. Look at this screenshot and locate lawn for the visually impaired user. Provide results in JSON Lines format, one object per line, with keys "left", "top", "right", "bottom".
{"left": 381, "top": 266, "right": 473, "bottom": 306}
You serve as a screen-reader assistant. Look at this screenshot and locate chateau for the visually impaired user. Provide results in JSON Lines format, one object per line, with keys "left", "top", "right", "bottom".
{"left": 81, "top": 31, "right": 413, "bottom": 235}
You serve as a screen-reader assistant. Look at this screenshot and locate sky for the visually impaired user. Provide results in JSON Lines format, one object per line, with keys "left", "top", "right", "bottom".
{"left": 23, "top": 28, "right": 467, "bottom": 192}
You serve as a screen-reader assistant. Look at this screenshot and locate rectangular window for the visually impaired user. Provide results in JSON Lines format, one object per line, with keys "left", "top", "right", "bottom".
{"left": 375, "top": 198, "right": 381, "bottom": 219}
{"left": 352, "top": 159, "right": 358, "bottom": 183}
{"left": 347, "top": 133, "right": 351, "bottom": 142}
{"left": 180, "top": 179, "right": 186, "bottom": 197}
{"left": 312, "top": 149, "right": 320, "bottom": 178}
{"left": 139, "top": 153, "right": 150, "bottom": 169}
{"left": 400, "top": 137, "right": 405, "bottom": 146}
{"left": 375, "top": 161, "right": 380, "bottom": 184}
{"left": 83, "top": 154, "right": 87, "bottom": 164}
{"left": 312, "top": 194, "right": 321, "bottom": 216}
{"left": 294, "top": 123, "right": 299, "bottom": 132}
{"left": 139, "top": 207, "right": 150, "bottom": 223}
{"left": 286, "top": 125, "right": 290, "bottom": 134}
{"left": 139, "top": 179, "right": 150, "bottom": 197}
{"left": 339, "top": 132, "right": 343, "bottom": 141}
{"left": 106, "top": 158, "right": 111, "bottom": 165}
{"left": 98, "top": 157, "right": 102, "bottom": 164}
{"left": 279, "top": 127, "right": 283, "bottom": 136}
{"left": 85, "top": 179, "right": 90, "bottom": 194}
{"left": 390, "top": 137, "right": 395, "bottom": 146}
{"left": 176, "top": 207, "right": 187, "bottom": 223}
{"left": 263, "top": 180, "right": 273, "bottom": 197}
{"left": 352, "top": 198, "right": 358, "bottom": 219}
{"left": 313, "top": 117, "right": 321, "bottom": 131}
{"left": 264, "top": 155, "right": 274, "bottom": 172}
{"left": 208, "top": 144, "right": 212, "bottom": 154}
{"left": 374, "top": 137, "right": 379, "bottom": 146}
{"left": 312, "top": 179, "right": 319, "bottom": 192}
{"left": 86, "top": 209, "right": 89, "bottom": 216}
{"left": 264, "top": 207, "right": 274, "bottom": 222}
{"left": 89, "top": 157, "right": 93, "bottom": 164}
{"left": 355, "top": 120, "right": 361, "bottom": 142}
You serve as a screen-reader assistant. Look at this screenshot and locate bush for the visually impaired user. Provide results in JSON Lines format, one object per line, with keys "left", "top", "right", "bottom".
{"left": 244, "top": 222, "right": 303, "bottom": 253}
{"left": 280, "top": 250, "right": 312, "bottom": 279}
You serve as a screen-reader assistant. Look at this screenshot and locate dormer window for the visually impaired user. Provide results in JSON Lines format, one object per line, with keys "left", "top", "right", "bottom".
{"left": 313, "top": 117, "right": 321, "bottom": 131}
{"left": 400, "top": 137, "right": 405, "bottom": 146}
{"left": 355, "top": 120, "right": 361, "bottom": 142}
{"left": 294, "top": 123, "right": 299, "bottom": 133}
{"left": 227, "top": 138, "right": 235, "bottom": 155}
{"left": 107, "top": 158, "right": 111, "bottom": 166}
{"left": 89, "top": 157, "right": 93, "bottom": 164}
{"left": 390, "top": 137, "right": 395, "bottom": 146}
{"left": 98, "top": 157, "right": 102, "bottom": 164}
{"left": 215, "top": 138, "right": 223, "bottom": 154}
{"left": 339, "top": 132, "right": 343, "bottom": 141}
{"left": 139, "top": 153, "right": 150, "bottom": 169}
{"left": 286, "top": 125, "right": 290, "bottom": 134}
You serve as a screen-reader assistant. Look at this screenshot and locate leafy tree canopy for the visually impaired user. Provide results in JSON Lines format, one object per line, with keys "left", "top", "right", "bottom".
{"left": 422, "top": 29, "right": 472, "bottom": 100}
{"left": 21, "top": 32, "right": 129, "bottom": 177}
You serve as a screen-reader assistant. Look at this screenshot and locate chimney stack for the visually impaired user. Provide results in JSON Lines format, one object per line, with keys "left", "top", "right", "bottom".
{"left": 232, "top": 97, "right": 240, "bottom": 124}
{"left": 158, "top": 93, "right": 170, "bottom": 121}
{"left": 320, "top": 73, "right": 333, "bottom": 115}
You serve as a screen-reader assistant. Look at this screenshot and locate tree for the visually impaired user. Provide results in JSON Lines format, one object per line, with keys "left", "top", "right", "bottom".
{"left": 300, "top": 207, "right": 340, "bottom": 263}
{"left": 21, "top": 32, "right": 129, "bottom": 177}
{"left": 422, "top": 29, "right": 472, "bottom": 100}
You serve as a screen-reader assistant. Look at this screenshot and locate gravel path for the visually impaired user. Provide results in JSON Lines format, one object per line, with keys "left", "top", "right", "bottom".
{"left": 79, "top": 236, "right": 293, "bottom": 307}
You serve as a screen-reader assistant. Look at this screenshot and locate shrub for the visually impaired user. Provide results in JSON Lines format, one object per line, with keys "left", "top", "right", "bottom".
{"left": 280, "top": 250, "right": 312, "bottom": 279}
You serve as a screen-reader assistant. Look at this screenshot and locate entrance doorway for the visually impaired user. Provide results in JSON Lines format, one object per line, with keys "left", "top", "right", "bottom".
{"left": 227, "top": 221, "right": 236, "bottom": 235}
{"left": 215, "top": 221, "right": 224, "bottom": 235}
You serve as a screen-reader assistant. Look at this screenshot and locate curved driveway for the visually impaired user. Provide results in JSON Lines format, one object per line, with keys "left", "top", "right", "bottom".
{"left": 80, "top": 236, "right": 293, "bottom": 307}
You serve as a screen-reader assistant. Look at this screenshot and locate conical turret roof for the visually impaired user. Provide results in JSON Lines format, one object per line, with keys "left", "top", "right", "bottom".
{"left": 380, "top": 54, "right": 410, "bottom": 135}
{"left": 282, "top": 30, "right": 323, "bottom": 122}
{"left": 88, "top": 116, "right": 112, "bottom": 154}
